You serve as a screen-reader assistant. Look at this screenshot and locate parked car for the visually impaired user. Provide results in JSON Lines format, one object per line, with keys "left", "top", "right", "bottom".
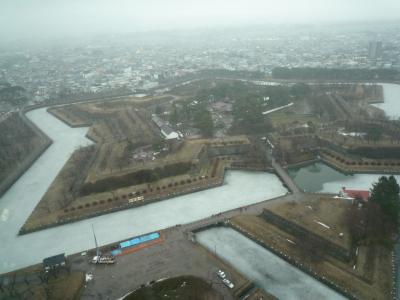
{"left": 223, "top": 278, "right": 234, "bottom": 289}
{"left": 91, "top": 255, "right": 115, "bottom": 264}
{"left": 217, "top": 269, "right": 226, "bottom": 279}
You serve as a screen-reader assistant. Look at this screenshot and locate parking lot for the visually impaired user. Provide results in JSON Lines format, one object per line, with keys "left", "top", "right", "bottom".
{"left": 68, "top": 188, "right": 301, "bottom": 299}
{"left": 74, "top": 225, "right": 242, "bottom": 300}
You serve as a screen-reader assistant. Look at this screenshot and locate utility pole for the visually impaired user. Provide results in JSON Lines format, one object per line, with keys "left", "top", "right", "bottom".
{"left": 92, "top": 224, "right": 100, "bottom": 257}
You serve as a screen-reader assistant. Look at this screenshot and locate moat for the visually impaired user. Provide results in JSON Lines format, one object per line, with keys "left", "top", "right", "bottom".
{"left": 289, "top": 161, "right": 400, "bottom": 193}
{"left": 1, "top": 82, "right": 400, "bottom": 300}
{"left": 0, "top": 105, "right": 287, "bottom": 273}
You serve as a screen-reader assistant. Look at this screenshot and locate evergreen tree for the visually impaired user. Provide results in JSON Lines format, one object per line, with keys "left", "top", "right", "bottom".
{"left": 233, "top": 95, "right": 263, "bottom": 125}
{"left": 169, "top": 104, "right": 179, "bottom": 125}
{"left": 369, "top": 175, "right": 400, "bottom": 225}
{"left": 291, "top": 83, "right": 311, "bottom": 98}
{"left": 193, "top": 104, "right": 213, "bottom": 137}
{"left": 155, "top": 104, "right": 163, "bottom": 115}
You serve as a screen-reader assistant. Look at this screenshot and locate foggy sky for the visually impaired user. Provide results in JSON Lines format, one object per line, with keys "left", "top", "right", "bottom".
{"left": 1, "top": 0, "right": 400, "bottom": 41}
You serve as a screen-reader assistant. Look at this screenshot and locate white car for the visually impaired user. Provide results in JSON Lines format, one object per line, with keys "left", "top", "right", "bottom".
{"left": 223, "top": 278, "right": 234, "bottom": 289}
{"left": 217, "top": 270, "right": 226, "bottom": 279}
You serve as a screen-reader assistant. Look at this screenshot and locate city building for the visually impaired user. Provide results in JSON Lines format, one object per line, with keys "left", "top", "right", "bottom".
{"left": 368, "top": 41, "right": 383, "bottom": 59}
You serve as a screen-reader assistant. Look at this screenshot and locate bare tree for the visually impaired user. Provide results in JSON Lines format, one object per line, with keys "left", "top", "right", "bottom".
{"left": 345, "top": 201, "right": 366, "bottom": 244}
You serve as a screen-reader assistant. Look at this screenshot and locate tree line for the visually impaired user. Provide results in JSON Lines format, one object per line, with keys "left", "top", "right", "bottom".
{"left": 272, "top": 67, "right": 399, "bottom": 81}
{"left": 347, "top": 175, "right": 400, "bottom": 247}
{"left": 169, "top": 80, "right": 312, "bottom": 136}
{"left": 0, "top": 114, "right": 41, "bottom": 183}
{"left": 0, "top": 83, "right": 28, "bottom": 108}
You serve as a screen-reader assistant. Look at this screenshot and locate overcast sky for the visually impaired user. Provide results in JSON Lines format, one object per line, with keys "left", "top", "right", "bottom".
{"left": 1, "top": 0, "right": 400, "bottom": 41}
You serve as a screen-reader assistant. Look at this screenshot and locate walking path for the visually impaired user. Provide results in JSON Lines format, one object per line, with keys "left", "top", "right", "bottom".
{"left": 271, "top": 158, "right": 302, "bottom": 194}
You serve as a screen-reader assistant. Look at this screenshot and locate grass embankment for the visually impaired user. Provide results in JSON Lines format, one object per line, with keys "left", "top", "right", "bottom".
{"left": 267, "top": 197, "right": 352, "bottom": 249}
{"left": 230, "top": 197, "right": 393, "bottom": 300}
{"left": 48, "top": 99, "right": 160, "bottom": 144}
{"left": 320, "top": 147, "right": 400, "bottom": 173}
{"left": 124, "top": 276, "right": 223, "bottom": 300}
{"left": 21, "top": 135, "right": 254, "bottom": 233}
{"left": 21, "top": 156, "right": 225, "bottom": 233}
{"left": 0, "top": 113, "right": 49, "bottom": 196}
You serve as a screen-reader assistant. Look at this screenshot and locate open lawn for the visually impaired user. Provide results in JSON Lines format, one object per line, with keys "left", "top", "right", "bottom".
{"left": 49, "top": 100, "right": 160, "bottom": 144}
{"left": 320, "top": 147, "right": 400, "bottom": 173}
{"left": 267, "top": 197, "right": 352, "bottom": 249}
{"left": 0, "top": 113, "right": 49, "bottom": 196}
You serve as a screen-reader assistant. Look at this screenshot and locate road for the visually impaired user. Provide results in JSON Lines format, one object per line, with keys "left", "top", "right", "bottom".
{"left": 271, "top": 158, "right": 301, "bottom": 195}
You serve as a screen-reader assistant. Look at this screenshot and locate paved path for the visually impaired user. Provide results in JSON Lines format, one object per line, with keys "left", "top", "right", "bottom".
{"left": 271, "top": 158, "right": 301, "bottom": 194}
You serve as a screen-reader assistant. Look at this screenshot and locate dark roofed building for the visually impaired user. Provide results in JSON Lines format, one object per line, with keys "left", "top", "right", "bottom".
{"left": 43, "top": 253, "right": 66, "bottom": 271}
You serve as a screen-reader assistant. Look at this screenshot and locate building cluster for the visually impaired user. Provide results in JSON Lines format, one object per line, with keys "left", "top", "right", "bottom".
{"left": 0, "top": 23, "right": 399, "bottom": 108}
{"left": 152, "top": 114, "right": 180, "bottom": 140}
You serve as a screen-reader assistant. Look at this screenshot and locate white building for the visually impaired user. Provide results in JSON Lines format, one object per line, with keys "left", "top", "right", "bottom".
{"left": 152, "top": 115, "right": 179, "bottom": 140}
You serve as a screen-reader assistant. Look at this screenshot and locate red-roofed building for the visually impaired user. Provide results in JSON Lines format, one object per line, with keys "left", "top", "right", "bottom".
{"left": 340, "top": 187, "right": 369, "bottom": 202}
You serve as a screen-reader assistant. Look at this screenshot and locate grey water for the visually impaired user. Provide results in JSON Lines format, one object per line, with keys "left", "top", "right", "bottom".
{"left": 372, "top": 83, "right": 400, "bottom": 120}
{"left": 288, "top": 162, "right": 400, "bottom": 193}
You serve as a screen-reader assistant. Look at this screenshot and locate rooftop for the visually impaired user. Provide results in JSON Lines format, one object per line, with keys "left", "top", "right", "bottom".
{"left": 341, "top": 187, "right": 369, "bottom": 202}
{"left": 43, "top": 253, "right": 66, "bottom": 269}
